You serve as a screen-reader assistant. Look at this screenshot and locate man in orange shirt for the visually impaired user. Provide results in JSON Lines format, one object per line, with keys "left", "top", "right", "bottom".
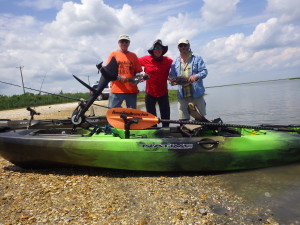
{"left": 106, "top": 34, "right": 142, "bottom": 109}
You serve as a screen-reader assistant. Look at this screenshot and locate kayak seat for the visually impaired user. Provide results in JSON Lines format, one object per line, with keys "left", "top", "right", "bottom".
{"left": 180, "top": 124, "right": 204, "bottom": 137}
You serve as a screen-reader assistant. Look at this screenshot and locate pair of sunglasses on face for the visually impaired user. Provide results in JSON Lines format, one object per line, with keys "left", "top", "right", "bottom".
{"left": 153, "top": 46, "right": 163, "bottom": 50}
{"left": 120, "top": 40, "right": 130, "bottom": 43}
{"left": 178, "top": 44, "right": 188, "bottom": 48}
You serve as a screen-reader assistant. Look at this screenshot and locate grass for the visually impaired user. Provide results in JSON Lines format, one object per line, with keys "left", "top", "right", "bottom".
{"left": 0, "top": 90, "right": 178, "bottom": 111}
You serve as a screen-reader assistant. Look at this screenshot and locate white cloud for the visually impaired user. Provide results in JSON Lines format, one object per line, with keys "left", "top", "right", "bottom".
{"left": 157, "top": 13, "right": 199, "bottom": 45}
{"left": 0, "top": 0, "right": 299, "bottom": 95}
{"left": 201, "top": 14, "right": 300, "bottom": 85}
{"left": 18, "top": 0, "right": 64, "bottom": 10}
{"left": 202, "top": 12, "right": 300, "bottom": 63}
{"left": 0, "top": 0, "right": 146, "bottom": 95}
{"left": 245, "top": 18, "right": 300, "bottom": 50}
{"left": 156, "top": 0, "right": 241, "bottom": 48}
{"left": 45, "top": 0, "right": 143, "bottom": 37}
{"left": 201, "top": 0, "right": 240, "bottom": 28}
{"left": 267, "top": 0, "right": 300, "bottom": 22}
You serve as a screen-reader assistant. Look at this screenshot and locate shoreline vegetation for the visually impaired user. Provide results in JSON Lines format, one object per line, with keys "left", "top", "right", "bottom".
{"left": 0, "top": 76, "right": 299, "bottom": 111}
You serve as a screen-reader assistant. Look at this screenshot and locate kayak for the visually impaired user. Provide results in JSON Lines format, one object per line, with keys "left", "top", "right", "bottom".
{"left": 1, "top": 57, "right": 299, "bottom": 171}
{"left": 0, "top": 124, "right": 300, "bottom": 171}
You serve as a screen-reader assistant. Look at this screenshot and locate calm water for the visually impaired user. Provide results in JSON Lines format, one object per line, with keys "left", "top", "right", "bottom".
{"left": 143, "top": 79, "right": 300, "bottom": 223}
{"left": 204, "top": 79, "right": 300, "bottom": 125}
{"left": 165, "top": 79, "right": 300, "bottom": 125}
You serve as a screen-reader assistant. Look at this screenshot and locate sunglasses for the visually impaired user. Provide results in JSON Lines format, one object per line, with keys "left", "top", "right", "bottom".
{"left": 153, "top": 46, "right": 163, "bottom": 50}
{"left": 119, "top": 39, "right": 130, "bottom": 43}
{"left": 178, "top": 44, "right": 188, "bottom": 48}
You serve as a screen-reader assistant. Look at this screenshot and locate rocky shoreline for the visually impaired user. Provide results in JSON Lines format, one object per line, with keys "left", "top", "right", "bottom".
{"left": 0, "top": 102, "right": 279, "bottom": 224}
{"left": 0, "top": 158, "right": 278, "bottom": 224}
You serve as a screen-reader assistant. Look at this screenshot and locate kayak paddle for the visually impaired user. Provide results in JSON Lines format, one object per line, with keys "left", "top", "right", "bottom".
{"left": 106, "top": 108, "right": 159, "bottom": 130}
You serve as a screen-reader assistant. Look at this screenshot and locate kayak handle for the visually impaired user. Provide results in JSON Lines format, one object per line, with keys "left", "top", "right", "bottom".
{"left": 197, "top": 139, "right": 219, "bottom": 150}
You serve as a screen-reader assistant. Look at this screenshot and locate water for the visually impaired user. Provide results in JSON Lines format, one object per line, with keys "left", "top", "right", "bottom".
{"left": 144, "top": 79, "right": 300, "bottom": 125}
{"left": 143, "top": 79, "right": 300, "bottom": 223}
{"left": 204, "top": 79, "right": 300, "bottom": 125}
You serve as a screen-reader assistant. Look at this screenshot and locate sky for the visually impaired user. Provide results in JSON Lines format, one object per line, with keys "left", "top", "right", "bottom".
{"left": 0, "top": 0, "right": 299, "bottom": 96}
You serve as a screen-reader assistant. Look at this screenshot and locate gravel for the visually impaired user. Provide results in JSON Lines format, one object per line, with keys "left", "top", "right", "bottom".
{"left": 0, "top": 159, "right": 279, "bottom": 224}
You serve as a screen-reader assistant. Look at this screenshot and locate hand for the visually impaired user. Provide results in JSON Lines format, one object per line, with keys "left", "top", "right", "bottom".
{"left": 169, "top": 80, "right": 177, "bottom": 86}
{"left": 188, "top": 75, "right": 199, "bottom": 83}
{"left": 135, "top": 72, "right": 145, "bottom": 77}
{"left": 120, "top": 76, "right": 128, "bottom": 83}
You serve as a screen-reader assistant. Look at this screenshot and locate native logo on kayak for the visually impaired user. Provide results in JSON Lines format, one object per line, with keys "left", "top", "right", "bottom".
{"left": 111, "top": 110, "right": 149, "bottom": 117}
{"left": 142, "top": 144, "right": 193, "bottom": 150}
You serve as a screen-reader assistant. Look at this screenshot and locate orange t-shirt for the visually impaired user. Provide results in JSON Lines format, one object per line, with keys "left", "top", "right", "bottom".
{"left": 106, "top": 51, "right": 142, "bottom": 93}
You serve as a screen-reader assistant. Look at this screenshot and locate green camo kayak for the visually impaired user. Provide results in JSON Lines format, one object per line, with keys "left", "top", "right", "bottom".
{"left": 0, "top": 126, "right": 300, "bottom": 171}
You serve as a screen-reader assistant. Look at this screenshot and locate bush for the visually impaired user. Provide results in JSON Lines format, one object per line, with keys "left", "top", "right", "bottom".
{"left": 0, "top": 90, "right": 178, "bottom": 111}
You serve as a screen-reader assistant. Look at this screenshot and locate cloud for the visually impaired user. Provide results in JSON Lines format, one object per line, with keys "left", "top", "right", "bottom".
{"left": 1, "top": 0, "right": 299, "bottom": 95}
{"left": 45, "top": 0, "right": 142, "bottom": 37}
{"left": 201, "top": 0, "right": 240, "bottom": 28}
{"left": 201, "top": 14, "right": 300, "bottom": 85}
{"left": 18, "top": 0, "right": 64, "bottom": 10}
{"left": 245, "top": 18, "right": 300, "bottom": 50}
{"left": 0, "top": 0, "right": 145, "bottom": 95}
{"left": 157, "top": 0, "right": 241, "bottom": 45}
{"left": 202, "top": 18, "right": 300, "bottom": 63}
{"left": 267, "top": 0, "right": 300, "bottom": 22}
{"left": 157, "top": 13, "right": 199, "bottom": 45}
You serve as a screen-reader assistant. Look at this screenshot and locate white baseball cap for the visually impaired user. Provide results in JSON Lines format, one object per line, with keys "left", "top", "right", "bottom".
{"left": 118, "top": 34, "right": 130, "bottom": 41}
{"left": 178, "top": 38, "right": 190, "bottom": 45}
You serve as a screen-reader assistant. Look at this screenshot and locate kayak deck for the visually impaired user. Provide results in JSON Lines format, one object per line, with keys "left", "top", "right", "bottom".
{"left": 0, "top": 126, "right": 300, "bottom": 171}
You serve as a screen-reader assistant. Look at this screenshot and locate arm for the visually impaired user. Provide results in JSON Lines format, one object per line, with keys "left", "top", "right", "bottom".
{"left": 169, "top": 60, "right": 177, "bottom": 78}
{"left": 189, "top": 56, "right": 207, "bottom": 83}
{"left": 169, "top": 60, "right": 178, "bottom": 85}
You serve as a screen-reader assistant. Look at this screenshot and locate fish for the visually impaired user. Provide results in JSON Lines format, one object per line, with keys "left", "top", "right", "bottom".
{"left": 169, "top": 76, "right": 190, "bottom": 86}
{"left": 127, "top": 73, "right": 150, "bottom": 85}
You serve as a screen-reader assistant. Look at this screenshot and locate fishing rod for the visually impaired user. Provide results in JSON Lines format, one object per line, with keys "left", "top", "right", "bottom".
{"left": 106, "top": 108, "right": 300, "bottom": 133}
{"left": 2, "top": 59, "right": 147, "bottom": 130}
{"left": 38, "top": 72, "right": 47, "bottom": 95}
{"left": 0, "top": 79, "right": 110, "bottom": 109}
{"left": 0, "top": 80, "right": 80, "bottom": 102}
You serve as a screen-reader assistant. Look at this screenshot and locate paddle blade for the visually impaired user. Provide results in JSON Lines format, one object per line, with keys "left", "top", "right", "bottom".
{"left": 106, "top": 108, "right": 159, "bottom": 129}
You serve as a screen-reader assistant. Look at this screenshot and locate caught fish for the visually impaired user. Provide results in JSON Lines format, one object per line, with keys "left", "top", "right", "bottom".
{"left": 128, "top": 73, "right": 150, "bottom": 85}
{"left": 169, "top": 76, "right": 190, "bottom": 86}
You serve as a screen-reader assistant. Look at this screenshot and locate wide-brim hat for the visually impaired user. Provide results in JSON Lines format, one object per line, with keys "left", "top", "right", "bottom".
{"left": 148, "top": 39, "right": 168, "bottom": 55}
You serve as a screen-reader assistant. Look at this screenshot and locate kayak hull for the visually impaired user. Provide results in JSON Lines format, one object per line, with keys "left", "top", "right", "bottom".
{"left": 0, "top": 128, "right": 300, "bottom": 171}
